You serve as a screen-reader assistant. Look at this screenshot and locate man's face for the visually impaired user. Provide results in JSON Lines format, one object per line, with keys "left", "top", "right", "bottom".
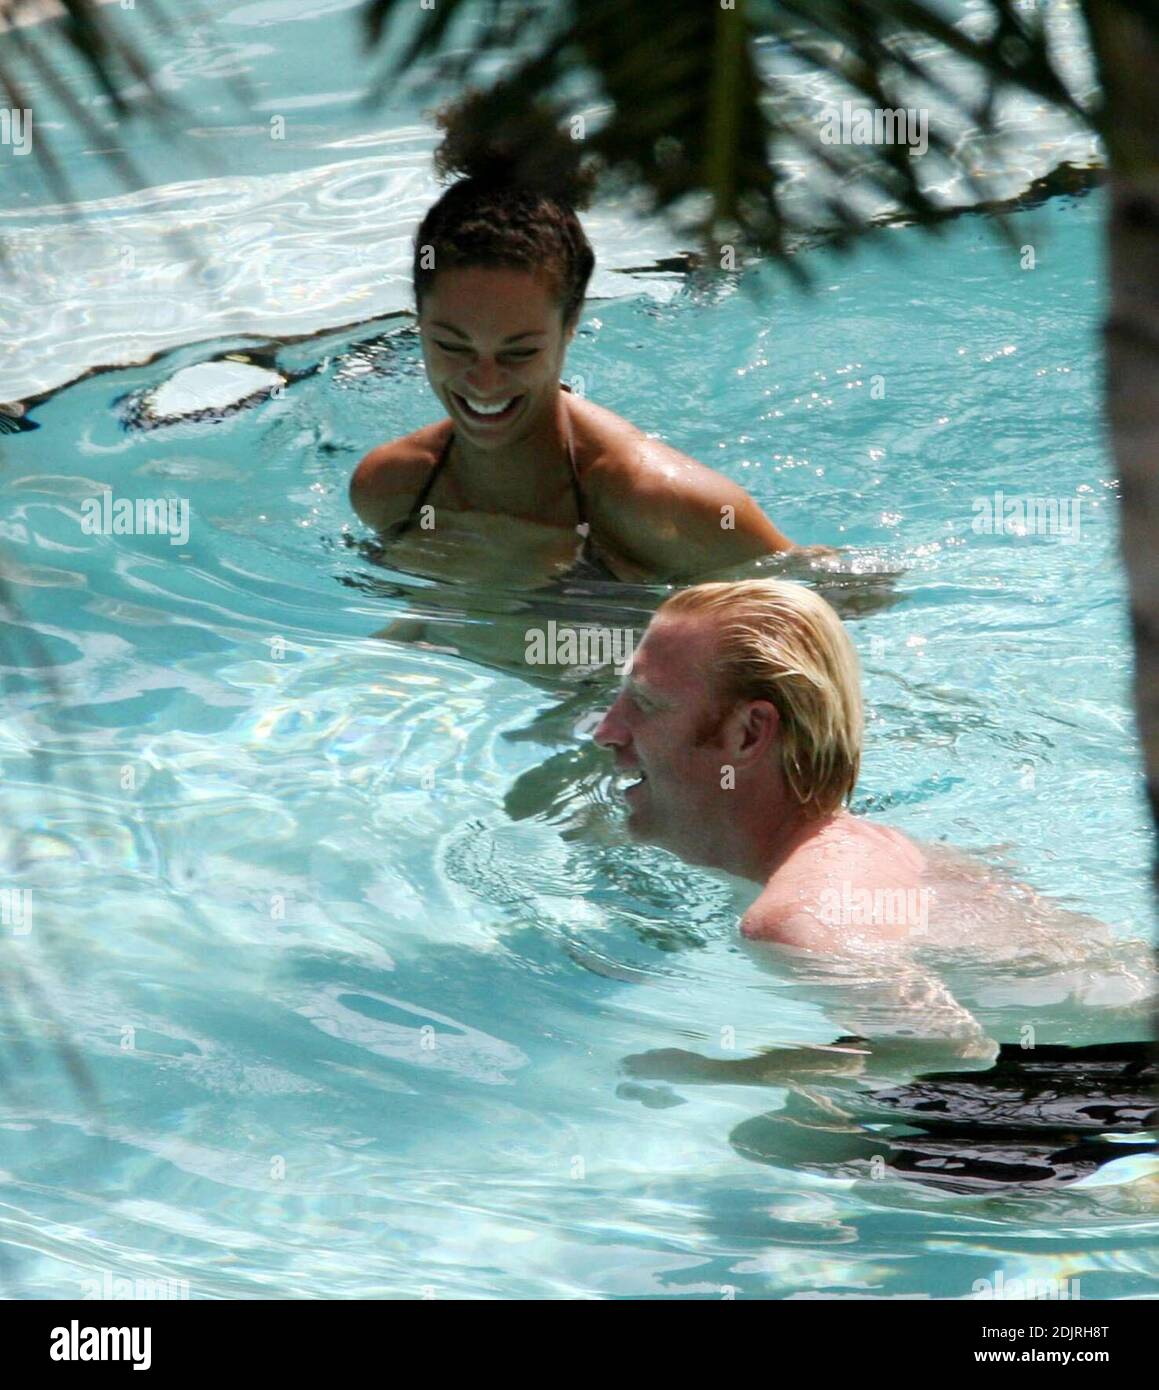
{"left": 594, "top": 616, "right": 734, "bottom": 864}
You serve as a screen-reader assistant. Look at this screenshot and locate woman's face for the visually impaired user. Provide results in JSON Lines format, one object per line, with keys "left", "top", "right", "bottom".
{"left": 418, "top": 266, "right": 575, "bottom": 448}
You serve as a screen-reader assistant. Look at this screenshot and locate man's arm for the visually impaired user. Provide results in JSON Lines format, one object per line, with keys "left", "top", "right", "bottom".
{"left": 622, "top": 1026, "right": 997, "bottom": 1090}
{"left": 623, "top": 937, "right": 998, "bottom": 1088}
{"left": 621, "top": 1039, "right": 871, "bottom": 1086}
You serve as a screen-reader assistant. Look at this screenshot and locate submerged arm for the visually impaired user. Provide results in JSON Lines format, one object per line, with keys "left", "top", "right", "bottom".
{"left": 622, "top": 956, "right": 998, "bottom": 1089}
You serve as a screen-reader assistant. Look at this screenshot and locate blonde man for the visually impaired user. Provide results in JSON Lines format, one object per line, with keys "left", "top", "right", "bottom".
{"left": 595, "top": 578, "right": 923, "bottom": 953}
{"left": 595, "top": 579, "right": 1154, "bottom": 1086}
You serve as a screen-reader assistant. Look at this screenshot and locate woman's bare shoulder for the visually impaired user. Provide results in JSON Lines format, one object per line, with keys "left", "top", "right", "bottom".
{"left": 572, "top": 395, "right": 793, "bottom": 568}
{"left": 350, "top": 421, "right": 451, "bottom": 530}
{"left": 574, "top": 395, "right": 770, "bottom": 525}
{"left": 571, "top": 392, "right": 701, "bottom": 481}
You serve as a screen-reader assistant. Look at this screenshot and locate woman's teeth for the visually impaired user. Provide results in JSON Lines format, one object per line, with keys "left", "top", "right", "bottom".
{"left": 456, "top": 392, "right": 521, "bottom": 420}
{"left": 616, "top": 770, "right": 647, "bottom": 794}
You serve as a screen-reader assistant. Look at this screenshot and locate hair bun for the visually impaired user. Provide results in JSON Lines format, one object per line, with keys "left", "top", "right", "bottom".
{"left": 432, "top": 89, "right": 598, "bottom": 211}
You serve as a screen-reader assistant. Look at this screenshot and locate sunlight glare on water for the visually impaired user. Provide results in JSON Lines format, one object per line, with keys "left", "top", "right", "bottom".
{"left": 0, "top": 2, "right": 1154, "bottom": 1303}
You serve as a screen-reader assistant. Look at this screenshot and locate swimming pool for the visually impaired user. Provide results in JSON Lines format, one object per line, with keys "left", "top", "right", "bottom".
{"left": 1, "top": 3, "right": 1155, "bottom": 1302}
{"left": 3, "top": 181, "right": 1155, "bottom": 1298}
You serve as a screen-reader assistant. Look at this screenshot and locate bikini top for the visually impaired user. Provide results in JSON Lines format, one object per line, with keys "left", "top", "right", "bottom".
{"left": 384, "top": 382, "right": 618, "bottom": 584}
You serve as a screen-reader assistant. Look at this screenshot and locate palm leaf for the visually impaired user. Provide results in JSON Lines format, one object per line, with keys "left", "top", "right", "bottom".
{"left": 355, "top": 0, "right": 1149, "bottom": 266}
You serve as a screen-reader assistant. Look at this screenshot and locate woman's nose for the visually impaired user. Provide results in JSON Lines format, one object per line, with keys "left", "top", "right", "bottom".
{"left": 463, "top": 360, "right": 508, "bottom": 393}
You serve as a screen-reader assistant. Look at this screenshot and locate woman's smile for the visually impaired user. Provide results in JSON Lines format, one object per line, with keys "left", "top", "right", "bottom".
{"left": 451, "top": 390, "right": 526, "bottom": 427}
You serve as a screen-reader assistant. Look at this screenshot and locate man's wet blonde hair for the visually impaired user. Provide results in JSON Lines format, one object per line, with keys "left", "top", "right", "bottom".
{"left": 660, "top": 580, "right": 863, "bottom": 818}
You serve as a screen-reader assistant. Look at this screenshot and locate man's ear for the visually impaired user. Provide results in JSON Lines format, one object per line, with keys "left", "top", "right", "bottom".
{"left": 734, "top": 699, "right": 780, "bottom": 763}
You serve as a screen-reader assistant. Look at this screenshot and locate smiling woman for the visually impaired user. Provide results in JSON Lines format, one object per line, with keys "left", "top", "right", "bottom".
{"left": 349, "top": 90, "right": 798, "bottom": 588}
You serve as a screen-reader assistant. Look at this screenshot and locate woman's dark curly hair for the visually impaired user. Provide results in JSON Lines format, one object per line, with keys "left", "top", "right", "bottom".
{"left": 414, "top": 90, "right": 599, "bottom": 328}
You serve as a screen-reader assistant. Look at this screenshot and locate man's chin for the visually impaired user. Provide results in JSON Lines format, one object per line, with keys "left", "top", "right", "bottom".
{"left": 624, "top": 791, "right": 698, "bottom": 858}
{"left": 627, "top": 813, "right": 713, "bottom": 869}
{"left": 625, "top": 809, "right": 677, "bottom": 856}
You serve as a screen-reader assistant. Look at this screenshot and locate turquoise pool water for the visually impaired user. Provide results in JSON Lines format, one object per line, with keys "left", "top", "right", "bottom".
{"left": 1, "top": 0, "right": 1155, "bottom": 1301}
{"left": 2, "top": 178, "right": 1156, "bottom": 1298}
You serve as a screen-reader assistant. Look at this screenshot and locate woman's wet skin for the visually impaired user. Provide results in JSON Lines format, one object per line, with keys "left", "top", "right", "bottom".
{"left": 352, "top": 264, "right": 798, "bottom": 591}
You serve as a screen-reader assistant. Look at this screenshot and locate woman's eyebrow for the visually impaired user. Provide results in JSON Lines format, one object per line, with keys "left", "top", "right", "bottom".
{"left": 428, "top": 321, "right": 548, "bottom": 344}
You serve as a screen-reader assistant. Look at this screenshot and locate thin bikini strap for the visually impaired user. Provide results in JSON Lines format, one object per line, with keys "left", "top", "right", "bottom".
{"left": 388, "top": 428, "right": 453, "bottom": 539}
{"left": 416, "top": 428, "right": 454, "bottom": 514}
{"left": 559, "top": 381, "right": 610, "bottom": 577}
{"left": 559, "top": 381, "right": 590, "bottom": 536}
{"left": 391, "top": 381, "right": 586, "bottom": 540}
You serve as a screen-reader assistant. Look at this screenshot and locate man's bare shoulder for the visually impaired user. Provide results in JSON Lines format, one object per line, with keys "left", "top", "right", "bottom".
{"left": 740, "top": 897, "right": 844, "bottom": 952}
{"left": 350, "top": 422, "right": 450, "bottom": 531}
{"left": 739, "top": 817, "right": 927, "bottom": 950}
{"left": 739, "top": 851, "right": 848, "bottom": 949}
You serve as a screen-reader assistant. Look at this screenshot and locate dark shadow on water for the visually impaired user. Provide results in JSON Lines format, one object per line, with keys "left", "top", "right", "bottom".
{"left": 726, "top": 1041, "right": 1157, "bottom": 1194}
